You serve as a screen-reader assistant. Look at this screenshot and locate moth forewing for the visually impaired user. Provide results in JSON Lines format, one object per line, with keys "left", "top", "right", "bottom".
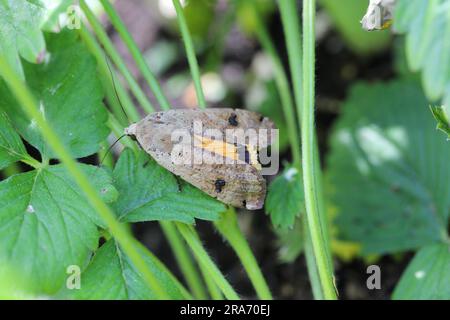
{"left": 125, "top": 108, "right": 276, "bottom": 210}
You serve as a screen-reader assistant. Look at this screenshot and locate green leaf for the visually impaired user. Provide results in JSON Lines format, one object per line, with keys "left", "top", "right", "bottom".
{"left": 0, "top": 30, "right": 109, "bottom": 159}
{"left": 0, "top": 0, "right": 46, "bottom": 78}
{"left": 394, "top": 0, "right": 450, "bottom": 104}
{"left": 327, "top": 81, "right": 450, "bottom": 254}
{"left": 265, "top": 165, "right": 303, "bottom": 229}
{"left": 275, "top": 220, "right": 304, "bottom": 263}
{"left": 0, "top": 164, "right": 115, "bottom": 294}
{"left": 112, "top": 149, "right": 225, "bottom": 224}
{"left": 393, "top": 243, "right": 450, "bottom": 299}
{"left": 430, "top": 105, "right": 450, "bottom": 139}
{"left": 71, "top": 239, "right": 188, "bottom": 300}
{"left": 0, "top": 111, "right": 28, "bottom": 169}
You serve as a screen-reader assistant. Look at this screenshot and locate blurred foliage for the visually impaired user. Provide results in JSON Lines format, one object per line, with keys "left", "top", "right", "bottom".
{"left": 319, "top": 0, "right": 392, "bottom": 55}
{"left": 394, "top": 0, "right": 450, "bottom": 138}
{"left": 184, "top": 0, "right": 216, "bottom": 38}
{"left": 327, "top": 80, "right": 450, "bottom": 255}
{"left": 235, "top": 0, "right": 275, "bottom": 35}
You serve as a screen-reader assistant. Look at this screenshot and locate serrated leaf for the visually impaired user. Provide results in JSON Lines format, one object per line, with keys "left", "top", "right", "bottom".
{"left": 394, "top": 0, "right": 450, "bottom": 104}
{"left": 327, "top": 81, "right": 450, "bottom": 254}
{"left": 0, "top": 111, "right": 29, "bottom": 170}
{"left": 112, "top": 149, "right": 225, "bottom": 224}
{"left": 430, "top": 105, "right": 450, "bottom": 139}
{"left": 0, "top": 0, "right": 46, "bottom": 78}
{"left": 71, "top": 239, "right": 188, "bottom": 300}
{"left": 0, "top": 163, "right": 115, "bottom": 294}
{"left": 265, "top": 165, "right": 303, "bottom": 229}
{"left": 0, "top": 30, "right": 109, "bottom": 159}
{"left": 393, "top": 243, "right": 450, "bottom": 299}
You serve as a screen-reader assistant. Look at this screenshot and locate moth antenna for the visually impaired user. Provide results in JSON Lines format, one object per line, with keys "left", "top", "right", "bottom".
{"left": 99, "top": 134, "right": 128, "bottom": 167}
{"left": 90, "top": 134, "right": 128, "bottom": 181}
{"left": 104, "top": 52, "right": 130, "bottom": 125}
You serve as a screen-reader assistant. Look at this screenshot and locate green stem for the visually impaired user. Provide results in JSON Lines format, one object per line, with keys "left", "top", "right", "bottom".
{"left": 80, "top": 0, "right": 153, "bottom": 117}
{"left": 160, "top": 221, "right": 208, "bottom": 299}
{"left": 79, "top": 24, "right": 135, "bottom": 126}
{"left": 215, "top": 209, "right": 272, "bottom": 300}
{"left": 278, "top": 0, "right": 327, "bottom": 299}
{"left": 250, "top": 2, "right": 301, "bottom": 167}
{"left": 172, "top": 0, "right": 207, "bottom": 109}
{"left": 0, "top": 56, "right": 168, "bottom": 299}
{"left": 198, "top": 260, "right": 223, "bottom": 300}
{"left": 176, "top": 223, "right": 240, "bottom": 300}
{"left": 301, "top": 0, "right": 337, "bottom": 300}
{"left": 99, "top": 0, "right": 171, "bottom": 110}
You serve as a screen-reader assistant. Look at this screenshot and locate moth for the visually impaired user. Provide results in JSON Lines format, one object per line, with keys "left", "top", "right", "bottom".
{"left": 124, "top": 108, "right": 275, "bottom": 210}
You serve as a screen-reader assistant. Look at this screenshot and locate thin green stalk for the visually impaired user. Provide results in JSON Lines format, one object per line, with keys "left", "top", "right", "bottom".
{"left": 99, "top": 0, "right": 171, "bottom": 110}
{"left": 80, "top": 0, "right": 153, "bottom": 117}
{"left": 172, "top": 0, "right": 207, "bottom": 109}
{"left": 279, "top": 0, "right": 326, "bottom": 299}
{"left": 160, "top": 221, "right": 208, "bottom": 299}
{"left": 301, "top": 0, "right": 337, "bottom": 299}
{"left": 249, "top": 2, "right": 301, "bottom": 167}
{"left": 198, "top": 260, "right": 223, "bottom": 300}
{"left": 79, "top": 24, "right": 134, "bottom": 126}
{"left": 215, "top": 209, "right": 272, "bottom": 300}
{"left": 0, "top": 56, "right": 168, "bottom": 299}
{"left": 176, "top": 223, "right": 240, "bottom": 300}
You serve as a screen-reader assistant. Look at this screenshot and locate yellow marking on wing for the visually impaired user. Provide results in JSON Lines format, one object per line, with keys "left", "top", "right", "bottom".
{"left": 194, "top": 134, "right": 238, "bottom": 161}
{"left": 193, "top": 134, "right": 262, "bottom": 170}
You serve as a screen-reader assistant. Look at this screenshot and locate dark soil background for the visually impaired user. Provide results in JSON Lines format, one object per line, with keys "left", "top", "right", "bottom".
{"left": 106, "top": 0, "right": 413, "bottom": 300}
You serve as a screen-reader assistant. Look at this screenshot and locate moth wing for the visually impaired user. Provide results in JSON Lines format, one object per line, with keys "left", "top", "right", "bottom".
{"left": 131, "top": 108, "right": 271, "bottom": 210}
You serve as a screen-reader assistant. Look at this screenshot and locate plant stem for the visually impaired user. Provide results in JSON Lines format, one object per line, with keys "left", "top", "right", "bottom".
{"left": 176, "top": 223, "right": 240, "bottom": 300}
{"left": 301, "top": 0, "right": 337, "bottom": 299}
{"left": 79, "top": 24, "right": 135, "bottom": 126}
{"left": 80, "top": 0, "right": 153, "bottom": 117}
{"left": 0, "top": 56, "right": 168, "bottom": 299}
{"left": 198, "top": 262, "right": 223, "bottom": 300}
{"left": 99, "top": 0, "right": 171, "bottom": 110}
{"left": 215, "top": 209, "right": 272, "bottom": 299}
{"left": 160, "top": 221, "right": 208, "bottom": 299}
{"left": 172, "top": 0, "right": 207, "bottom": 109}
{"left": 278, "top": 0, "right": 326, "bottom": 299}
{"left": 250, "top": 2, "right": 301, "bottom": 167}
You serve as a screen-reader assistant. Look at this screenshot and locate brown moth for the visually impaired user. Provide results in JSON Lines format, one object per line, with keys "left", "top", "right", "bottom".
{"left": 124, "top": 108, "right": 275, "bottom": 210}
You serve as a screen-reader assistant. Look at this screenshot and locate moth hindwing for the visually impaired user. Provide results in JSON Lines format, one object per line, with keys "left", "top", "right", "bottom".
{"left": 125, "top": 108, "right": 276, "bottom": 210}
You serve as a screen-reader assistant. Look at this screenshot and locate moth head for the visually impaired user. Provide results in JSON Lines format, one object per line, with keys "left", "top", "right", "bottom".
{"left": 124, "top": 123, "right": 137, "bottom": 140}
